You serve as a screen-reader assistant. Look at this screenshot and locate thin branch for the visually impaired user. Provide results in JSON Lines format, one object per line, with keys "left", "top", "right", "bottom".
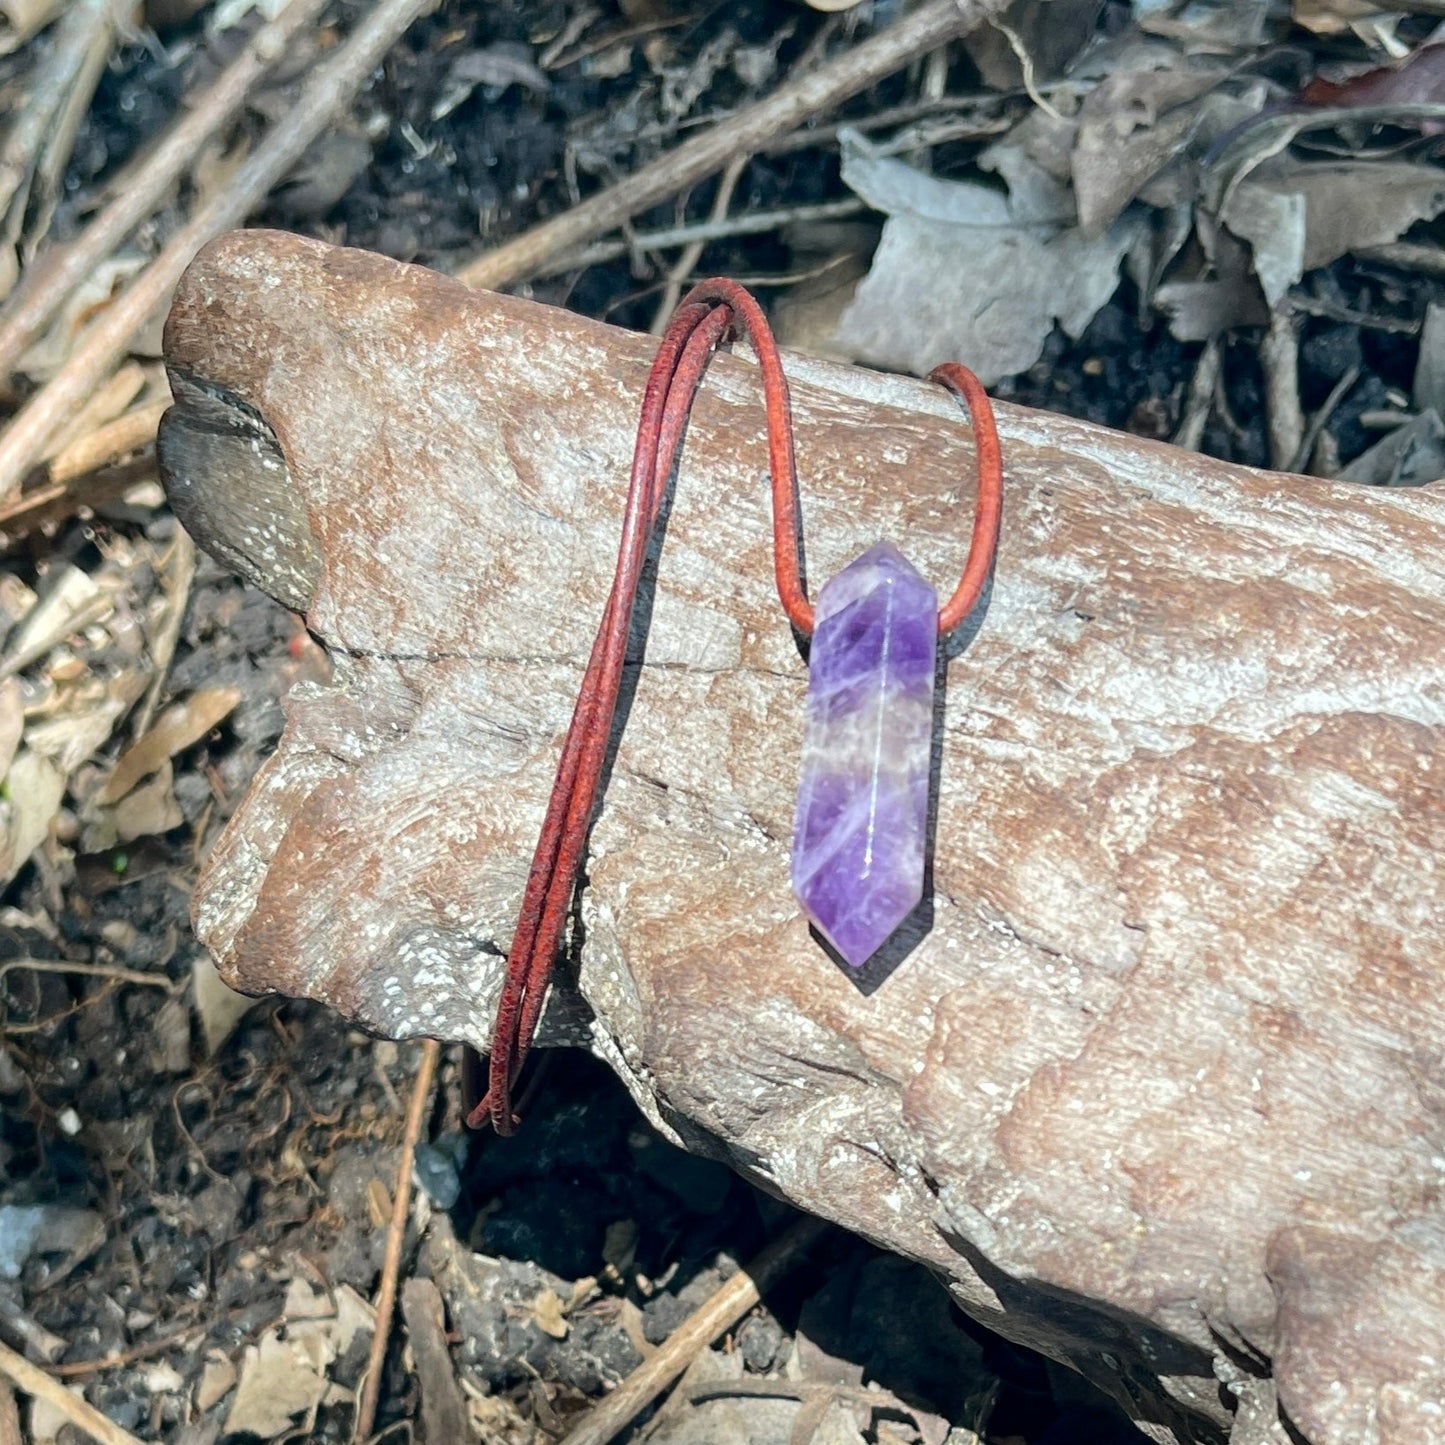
{"left": 0, "top": 0, "right": 334, "bottom": 379}
{"left": 1262, "top": 303, "right": 1304, "bottom": 472}
{"left": 0, "top": 456, "right": 152, "bottom": 544}
{"left": 48, "top": 399, "right": 168, "bottom": 483}
{"left": 0, "top": 0, "right": 113, "bottom": 227}
{"left": 557, "top": 1214, "right": 830, "bottom": 1445}
{"left": 649, "top": 153, "right": 751, "bottom": 334}
{"left": 0, "top": 1340, "right": 146, "bottom": 1445}
{"left": 1290, "top": 362, "right": 1360, "bottom": 476}
{"left": 354, "top": 1036, "right": 442, "bottom": 1442}
{"left": 455, "top": 0, "right": 1009, "bottom": 292}
{"left": 1173, "top": 337, "right": 1220, "bottom": 452}
{"left": 542, "top": 198, "right": 867, "bottom": 277}
{"left": 0, "top": 958, "right": 173, "bottom": 988}
{"left": 0, "top": 0, "right": 432, "bottom": 501}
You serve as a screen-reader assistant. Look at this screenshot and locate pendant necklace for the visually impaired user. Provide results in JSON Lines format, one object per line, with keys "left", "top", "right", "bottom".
{"left": 468, "top": 278, "right": 1002, "bottom": 1134}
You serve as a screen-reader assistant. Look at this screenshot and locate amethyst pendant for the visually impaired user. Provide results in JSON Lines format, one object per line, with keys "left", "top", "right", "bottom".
{"left": 791, "top": 541, "right": 937, "bottom": 967}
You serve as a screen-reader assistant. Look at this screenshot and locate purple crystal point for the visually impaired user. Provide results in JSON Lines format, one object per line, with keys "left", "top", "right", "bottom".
{"left": 791, "top": 541, "right": 938, "bottom": 967}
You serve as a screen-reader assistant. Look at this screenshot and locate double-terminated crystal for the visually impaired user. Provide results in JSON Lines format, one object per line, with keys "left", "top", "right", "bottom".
{"left": 791, "top": 541, "right": 938, "bottom": 967}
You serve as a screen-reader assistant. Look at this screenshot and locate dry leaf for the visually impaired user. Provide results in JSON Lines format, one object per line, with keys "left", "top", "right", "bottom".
{"left": 1071, "top": 47, "right": 1229, "bottom": 236}
{"left": 25, "top": 677, "right": 145, "bottom": 778}
{"left": 225, "top": 1332, "right": 331, "bottom": 1439}
{"left": 149, "top": 993, "right": 191, "bottom": 1075}
{"left": 2, "top": 563, "right": 105, "bottom": 671}
{"left": 224, "top": 1278, "right": 368, "bottom": 1439}
{"left": 960, "top": 0, "right": 1101, "bottom": 91}
{"left": 192, "top": 951, "right": 259, "bottom": 1056}
{"left": 194, "top": 1353, "right": 237, "bottom": 1413}
{"left": 109, "top": 761, "right": 183, "bottom": 843}
{"left": 98, "top": 686, "right": 241, "bottom": 805}
{"left": 1293, "top": 0, "right": 1395, "bottom": 37}
{"left": 533, "top": 1288, "right": 568, "bottom": 1339}
{"left": 1302, "top": 42, "right": 1445, "bottom": 107}
{"left": 808, "top": 1400, "right": 870, "bottom": 1445}
{"left": 0, "top": 749, "right": 64, "bottom": 887}
{"left": 1140, "top": 0, "right": 1271, "bottom": 51}
{"left": 1339, "top": 409, "right": 1445, "bottom": 486}
{"left": 1414, "top": 302, "right": 1445, "bottom": 417}
{"left": 832, "top": 130, "right": 1139, "bottom": 384}
{"left": 1222, "top": 159, "right": 1445, "bottom": 306}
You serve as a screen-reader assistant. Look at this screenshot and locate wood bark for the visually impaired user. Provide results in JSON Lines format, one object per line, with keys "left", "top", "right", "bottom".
{"left": 160, "top": 230, "right": 1445, "bottom": 1445}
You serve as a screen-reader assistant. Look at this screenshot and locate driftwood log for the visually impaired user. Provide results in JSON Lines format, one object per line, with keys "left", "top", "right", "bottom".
{"left": 159, "top": 230, "right": 1445, "bottom": 1445}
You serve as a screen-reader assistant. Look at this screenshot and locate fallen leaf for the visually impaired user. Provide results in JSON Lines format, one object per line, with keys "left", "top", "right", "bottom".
{"left": 225, "top": 1331, "right": 331, "bottom": 1439}
{"left": 1071, "top": 46, "right": 1229, "bottom": 235}
{"left": 960, "top": 0, "right": 1102, "bottom": 90}
{"left": 0, "top": 750, "right": 65, "bottom": 887}
{"left": 149, "top": 993, "right": 191, "bottom": 1075}
{"left": 194, "top": 1352, "right": 237, "bottom": 1413}
{"left": 332, "top": 1284, "right": 375, "bottom": 1355}
{"left": 98, "top": 686, "right": 240, "bottom": 805}
{"left": 1302, "top": 42, "right": 1445, "bottom": 108}
{"left": 1414, "top": 302, "right": 1445, "bottom": 417}
{"left": 110, "top": 761, "right": 184, "bottom": 844}
{"left": 1222, "top": 159, "right": 1445, "bottom": 306}
{"left": 1293, "top": 0, "right": 1399, "bottom": 38}
{"left": 1, "top": 563, "right": 106, "bottom": 673}
{"left": 809, "top": 1398, "right": 869, "bottom": 1445}
{"left": 1140, "top": 0, "right": 1270, "bottom": 51}
{"left": 831, "top": 130, "right": 1140, "bottom": 384}
{"left": 1339, "top": 409, "right": 1445, "bottom": 486}
{"left": 533, "top": 1288, "right": 568, "bottom": 1339}
{"left": 192, "top": 950, "right": 258, "bottom": 1057}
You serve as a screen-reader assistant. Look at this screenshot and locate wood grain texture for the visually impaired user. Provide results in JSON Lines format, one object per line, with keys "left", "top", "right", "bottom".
{"left": 161, "top": 231, "right": 1445, "bottom": 1445}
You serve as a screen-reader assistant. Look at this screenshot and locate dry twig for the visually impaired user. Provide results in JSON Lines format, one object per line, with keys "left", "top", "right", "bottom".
{"left": 0, "top": 0, "right": 431, "bottom": 502}
{"left": 0, "top": 0, "right": 114, "bottom": 247}
{"left": 0, "top": 457, "right": 151, "bottom": 543}
{"left": 132, "top": 528, "right": 197, "bottom": 740}
{"left": 1262, "top": 303, "right": 1304, "bottom": 471}
{"left": 354, "top": 1036, "right": 442, "bottom": 1441}
{"left": 545, "top": 198, "right": 867, "bottom": 277}
{"left": 1290, "top": 363, "right": 1360, "bottom": 476}
{"left": 456, "top": 0, "right": 1007, "bottom": 292}
{"left": 1173, "top": 337, "right": 1220, "bottom": 452}
{"left": 557, "top": 1214, "right": 830, "bottom": 1445}
{"left": 649, "top": 153, "right": 751, "bottom": 334}
{"left": 0, "top": 958, "right": 174, "bottom": 989}
{"left": 47, "top": 400, "right": 169, "bottom": 484}
{"left": 0, "top": 1378, "right": 17, "bottom": 1445}
{"left": 0, "top": 0, "right": 334, "bottom": 379}
{"left": 0, "top": 1340, "right": 146, "bottom": 1445}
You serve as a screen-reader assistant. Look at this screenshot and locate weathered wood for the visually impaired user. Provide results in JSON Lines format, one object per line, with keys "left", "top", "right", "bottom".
{"left": 161, "top": 230, "right": 1445, "bottom": 1445}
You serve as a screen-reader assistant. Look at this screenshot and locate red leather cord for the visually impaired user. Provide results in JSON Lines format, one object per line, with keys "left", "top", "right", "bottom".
{"left": 468, "top": 280, "right": 1003, "bottom": 1134}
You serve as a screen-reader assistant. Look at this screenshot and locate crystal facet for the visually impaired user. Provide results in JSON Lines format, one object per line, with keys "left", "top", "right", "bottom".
{"left": 791, "top": 541, "right": 937, "bottom": 966}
